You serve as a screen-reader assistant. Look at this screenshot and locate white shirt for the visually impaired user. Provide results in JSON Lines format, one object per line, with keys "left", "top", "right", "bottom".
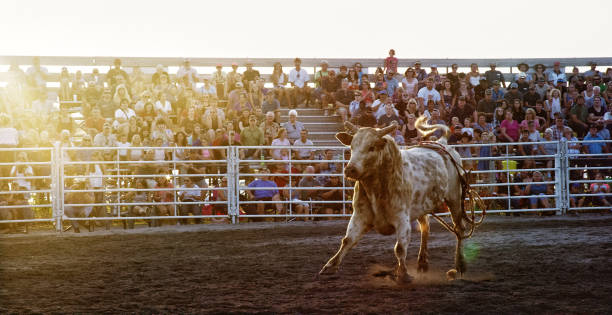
{"left": 117, "top": 141, "right": 131, "bottom": 156}
{"left": 177, "top": 66, "right": 198, "bottom": 84}
{"left": 155, "top": 100, "right": 172, "bottom": 114}
{"left": 401, "top": 77, "right": 418, "bottom": 93}
{"left": 271, "top": 138, "right": 291, "bottom": 160}
{"left": 548, "top": 71, "right": 566, "bottom": 83}
{"left": 371, "top": 100, "right": 398, "bottom": 120}
{"left": 417, "top": 86, "right": 441, "bottom": 104}
{"left": 293, "top": 139, "right": 314, "bottom": 158}
{"left": 180, "top": 184, "right": 200, "bottom": 200}
{"left": 114, "top": 107, "right": 136, "bottom": 121}
{"left": 0, "top": 127, "right": 19, "bottom": 146}
{"left": 289, "top": 68, "right": 309, "bottom": 88}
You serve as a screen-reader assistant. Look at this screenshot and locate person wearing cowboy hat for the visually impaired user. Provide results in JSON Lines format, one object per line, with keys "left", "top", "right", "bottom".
{"left": 211, "top": 63, "right": 227, "bottom": 99}
{"left": 515, "top": 63, "right": 532, "bottom": 82}
{"left": 485, "top": 62, "right": 506, "bottom": 88}
{"left": 532, "top": 63, "right": 547, "bottom": 81}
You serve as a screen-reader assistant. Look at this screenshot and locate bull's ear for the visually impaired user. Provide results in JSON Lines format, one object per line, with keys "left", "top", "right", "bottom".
{"left": 335, "top": 132, "right": 353, "bottom": 146}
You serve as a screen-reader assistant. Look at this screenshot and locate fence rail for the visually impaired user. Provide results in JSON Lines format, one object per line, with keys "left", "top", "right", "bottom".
{"left": 0, "top": 140, "right": 610, "bottom": 231}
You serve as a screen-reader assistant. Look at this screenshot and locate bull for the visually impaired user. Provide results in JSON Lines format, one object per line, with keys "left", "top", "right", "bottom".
{"left": 63, "top": 181, "right": 95, "bottom": 233}
{"left": 319, "top": 117, "right": 484, "bottom": 282}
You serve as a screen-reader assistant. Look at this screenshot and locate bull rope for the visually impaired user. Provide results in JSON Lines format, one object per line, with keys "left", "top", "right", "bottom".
{"left": 408, "top": 141, "right": 486, "bottom": 239}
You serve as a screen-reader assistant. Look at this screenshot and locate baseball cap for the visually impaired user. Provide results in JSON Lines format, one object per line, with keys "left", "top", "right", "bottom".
{"left": 320, "top": 60, "right": 328, "bottom": 65}
{"left": 510, "top": 83, "right": 518, "bottom": 88}
{"left": 430, "top": 64, "right": 437, "bottom": 68}
{"left": 554, "top": 61, "right": 561, "bottom": 66}
{"left": 519, "top": 72, "right": 527, "bottom": 78}
{"left": 378, "top": 90, "right": 387, "bottom": 95}
{"left": 557, "top": 78, "right": 566, "bottom": 83}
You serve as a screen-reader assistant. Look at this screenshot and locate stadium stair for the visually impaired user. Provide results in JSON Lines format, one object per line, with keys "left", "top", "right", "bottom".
{"left": 279, "top": 107, "right": 342, "bottom": 146}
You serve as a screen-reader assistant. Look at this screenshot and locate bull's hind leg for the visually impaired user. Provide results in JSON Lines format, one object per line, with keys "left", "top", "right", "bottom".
{"left": 319, "top": 214, "right": 371, "bottom": 275}
{"left": 417, "top": 215, "right": 430, "bottom": 273}
{"left": 393, "top": 216, "right": 413, "bottom": 283}
{"left": 447, "top": 199, "right": 466, "bottom": 278}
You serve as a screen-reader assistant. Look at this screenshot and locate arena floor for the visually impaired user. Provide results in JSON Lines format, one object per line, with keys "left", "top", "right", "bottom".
{"left": 1, "top": 214, "right": 611, "bottom": 314}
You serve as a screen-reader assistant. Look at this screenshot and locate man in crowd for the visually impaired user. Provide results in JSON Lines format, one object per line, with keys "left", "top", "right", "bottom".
{"left": 334, "top": 79, "right": 354, "bottom": 122}
{"left": 93, "top": 122, "right": 117, "bottom": 147}
{"left": 282, "top": 110, "right": 305, "bottom": 143}
{"left": 106, "top": 58, "right": 129, "bottom": 91}
{"left": 477, "top": 89, "right": 496, "bottom": 122}
{"left": 292, "top": 129, "right": 314, "bottom": 160}
{"left": 289, "top": 58, "right": 311, "bottom": 107}
{"left": 240, "top": 115, "right": 265, "bottom": 159}
{"left": 417, "top": 77, "right": 441, "bottom": 108}
{"left": 485, "top": 63, "right": 505, "bottom": 88}
{"left": 177, "top": 58, "right": 198, "bottom": 89}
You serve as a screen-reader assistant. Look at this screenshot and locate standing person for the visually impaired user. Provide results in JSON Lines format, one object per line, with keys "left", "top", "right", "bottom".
{"left": 384, "top": 49, "right": 398, "bottom": 74}
{"left": 242, "top": 61, "right": 260, "bottom": 92}
{"left": 240, "top": 115, "right": 265, "bottom": 159}
{"left": 106, "top": 58, "right": 129, "bottom": 91}
{"left": 413, "top": 61, "right": 427, "bottom": 83}
{"left": 485, "top": 63, "right": 506, "bottom": 88}
{"left": 467, "top": 63, "right": 482, "bottom": 88}
{"left": 211, "top": 64, "right": 227, "bottom": 99}
{"left": 177, "top": 58, "right": 198, "bottom": 89}
{"left": 288, "top": 58, "right": 311, "bottom": 108}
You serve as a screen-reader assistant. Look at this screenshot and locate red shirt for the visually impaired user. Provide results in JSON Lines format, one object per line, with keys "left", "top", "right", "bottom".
{"left": 384, "top": 57, "right": 398, "bottom": 74}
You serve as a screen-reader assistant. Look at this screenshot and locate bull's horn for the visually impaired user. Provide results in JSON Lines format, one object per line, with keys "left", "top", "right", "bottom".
{"left": 377, "top": 121, "right": 398, "bottom": 137}
{"left": 344, "top": 121, "right": 359, "bottom": 134}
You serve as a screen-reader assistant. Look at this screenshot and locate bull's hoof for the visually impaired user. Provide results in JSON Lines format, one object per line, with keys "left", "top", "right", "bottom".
{"left": 394, "top": 272, "right": 414, "bottom": 284}
{"left": 417, "top": 263, "right": 429, "bottom": 273}
{"left": 446, "top": 269, "right": 458, "bottom": 281}
{"left": 318, "top": 264, "right": 338, "bottom": 276}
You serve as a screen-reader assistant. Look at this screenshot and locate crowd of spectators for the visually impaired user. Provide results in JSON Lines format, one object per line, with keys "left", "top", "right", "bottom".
{"left": 0, "top": 53, "right": 611, "bottom": 224}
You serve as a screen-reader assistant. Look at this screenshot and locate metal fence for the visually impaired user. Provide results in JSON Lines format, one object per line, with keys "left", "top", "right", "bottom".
{"left": 0, "top": 140, "right": 610, "bottom": 232}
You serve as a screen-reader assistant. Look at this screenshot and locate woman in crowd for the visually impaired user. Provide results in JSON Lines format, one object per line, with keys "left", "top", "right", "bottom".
{"left": 347, "top": 68, "right": 359, "bottom": 89}
{"left": 401, "top": 68, "right": 419, "bottom": 97}
{"left": 113, "top": 84, "right": 131, "bottom": 106}
{"left": 271, "top": 62, "right": 291, "bottom": 108}
{"left": 440, "top": 80, "right": 454, "bottom": 109}
{"left": 510, "top": 98, "right": 525, "bottom": 122}
{"left": 499, "top": 110, "right": 519, "bottom": 142}
{"left": 533, "top": 64, "right": 547, "bottom": 82}
{"left": 402, "top": 114, "right": 420, "bottom": 145}
{"left": 454, "top": 80, "right": 474, "bottom": 106}
{"left": 524, "top": 171, "right": 551, "bottom": 211}
{"left": 467, "top": 63, "right": 481, "bottom": 87}
{"left": 155, "top": 92, "right": 172, "bottom": 115}
{"left": 360, "top": 81, "right": 375, "bottom": 105}
{"left": 270, "top": 128, "right": 290, "bottom": 160}
{"left": 520, "top": 108, "right": 541, "bottom": 131}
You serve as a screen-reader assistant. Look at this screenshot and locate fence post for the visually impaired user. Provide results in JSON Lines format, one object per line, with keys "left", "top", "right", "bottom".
{"left": 227, "top": 146, "right": 237, "bottom": 224}
{"left": 51, "top": 142, "right": 62, "bottom": 231}
{"left": 556, "top": 138, "right": 568, "bottom": 215}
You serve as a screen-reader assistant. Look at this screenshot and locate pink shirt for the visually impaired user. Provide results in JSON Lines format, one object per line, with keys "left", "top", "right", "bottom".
{"left": 520, "top": 119, "right": 540, "bottom": 130}
{"left": 501, "top": 119, "right": 520, "bottom": 141}
{"left": 384, "top": 57, "right": 398, "bottom": 74}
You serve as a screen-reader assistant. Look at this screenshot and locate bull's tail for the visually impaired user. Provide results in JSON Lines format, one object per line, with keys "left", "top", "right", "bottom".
{"left": 415, "top": 116, "right": 450, "bottom": 143}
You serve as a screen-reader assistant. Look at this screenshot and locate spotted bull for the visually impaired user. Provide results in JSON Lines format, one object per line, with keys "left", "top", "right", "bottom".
{"left": 319, "top": 117, "right": 481, "bottom": 281}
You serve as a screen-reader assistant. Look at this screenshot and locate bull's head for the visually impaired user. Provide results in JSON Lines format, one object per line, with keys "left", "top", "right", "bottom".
{"left": 336, "top": 121, "right": 398, "bottom": 180}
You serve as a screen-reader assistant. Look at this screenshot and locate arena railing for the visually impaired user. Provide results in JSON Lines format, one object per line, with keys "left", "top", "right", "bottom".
{"left": 2, "top": 56, "right": 611, "bottom": 89}
{"left": 564, "top": 139, "right": 612, "bottom": 214}
{"left": 1, "top": 140, "right": 608, "bottom": 231}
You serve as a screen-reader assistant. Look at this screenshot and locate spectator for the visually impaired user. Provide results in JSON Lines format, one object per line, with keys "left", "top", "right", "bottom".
{"left": 533, "top": 64, "right": 547, "bottom": 82}
{"left": 504, "top": 83, "right": 523, "bottom": 105}
{"left": 106, "top": 58, "right": 129, "bottom": 90}
{"left": 384, "top": 49, "right": 398, "bottom": 74}
{"left": 26, "top": 56, "right": 48, "bottom": 96}
{"left": 525, "top": 171, "right": 551, "bottom": 211}
{"left": 450, "top": 96, "right": 476, "bottom": 124}
{"left": 93, "top": 122, "right": 117, "bottom": 147}
{"left": 562, "top": 128, "right": 581, "bottom": 155}
{"left": 588, "top": 173, "right": 611, "bottom": 209}
{"left": 417, "top": 78, "right": 441, "bottom": 108}
{"left": 510, "top": 98, "right": 525, "bottom": 122}
{"left": 401, "top": 68, "right": 419, "bottom": 97}
{"left": 270, "top": 128, "right": 290, "bottom": 160}
{"left": 240, "top": 115, "right": 265, "bottom": 159}
{"left": 516, "top": 73, "right": 530, "bottom": 94}
{"left": 151, "top": 64, "right": 168, "bottom": 86}
{"left": 246, "top": 169, "right": 282, "bottom": 217}
{"left": 242, "top": 61, "right": 260, "bottom": 91}
{"left": 319, "top": 174, "right": 344, "bottom": 217}
{"left": 548, "top": 61, "right": 566, "bottom": 84}
{"left": 477, "top": 89, "right": 496, "bottom": 122}
{"left": 490, "top": 81, "right": 504, "bottom": 102}
{"left": 485, "top": 63, "right": 506, "bottom": 88}
{"left": 178, "top": 176, "right": 204, "bottom": 225}
{"left": 515, "top": 63, "right": 532, "bottom": 82}
{"left": 289, "top": 58, "right": 311, "bottom": 107}
{"left": 294, "top": 166, "right": 320, "bottom": 220}
{"left": 413, "top": 61, "right": 427, "bottom": 82}
{"left": 569, "top": 95, "right": 589, "bottom": 137}
{"left": 583, "top": 124, "right": 607, "bottom": 155}
{"left": 523, "top": 85, "right": 540, "bottom": 109}
{"left": 292, "top": 129, "right": 314, "bottom": 160}
{"left": 260, "top": 111, "right": 280, "bottom": 146}
{"left": 377, "top": 103, "right": 402, "bottom": 128}
{"left": 546, "top": 88, "right": 562, "bottom": 120}
{"left": 588, "top": 97, "right": 607, "bottom": 124}
{"left": 500, "top": 110, "right": 520, "bottom": 142}
{"left": 211, "top": 64, "right": 227, "bottom": 99}
{"left": 270, "top": 62, "right": 291, "bottom": 108}
{"left": 177, "top": 58, "right": 198, "bottom": 89}
{"left": 282, "top": 110, "right": 305, "bottom": 143}
{"left": 467, "top": 63, "right": 482, "bottom": 87}
{"left": 152, "top": 169, "right": 174, "bottom": 226}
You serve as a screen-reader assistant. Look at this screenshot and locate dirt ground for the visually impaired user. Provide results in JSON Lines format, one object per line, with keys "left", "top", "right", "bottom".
{"left": 1, "top": 214, "right": 611, "bottom": 314}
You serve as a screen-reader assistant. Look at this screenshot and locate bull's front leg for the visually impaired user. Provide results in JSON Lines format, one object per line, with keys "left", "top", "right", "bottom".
{"left": 417, "top": 215, "right": 429, "bottom": 273}
{"left": 394, "top": 215, "right": 413, "bottom": 283}
{"left": 319, "top": 214, "right": 371, "bottom": 276}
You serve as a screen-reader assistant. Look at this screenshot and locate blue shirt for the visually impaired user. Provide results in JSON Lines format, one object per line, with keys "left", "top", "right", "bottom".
{"left": 491, "top": 89, "right": 505, "bottom": 102}
{"left": 584, "top": 134, "right": 605, "bottom": 154}
{"left": 386, "top": 76, "right": 399, "bottom": 97}
{"left": 248, "top": 179, "right": 278, "bottom": 199}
